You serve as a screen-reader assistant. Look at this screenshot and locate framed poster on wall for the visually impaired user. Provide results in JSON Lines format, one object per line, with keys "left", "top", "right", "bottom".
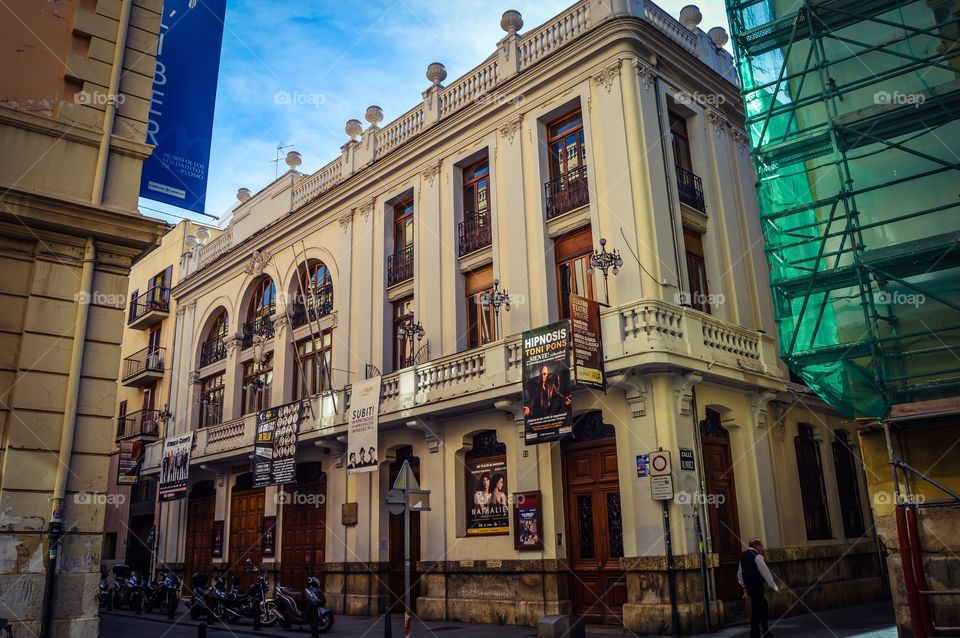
{"left": 211, "top": 520, "right": 224, "bottom": 558}
{"left": 261, "top": 516, "right": 277, "bottom": 557}
{"left": 513, "top": 491, "right": 543, "bottom": 551}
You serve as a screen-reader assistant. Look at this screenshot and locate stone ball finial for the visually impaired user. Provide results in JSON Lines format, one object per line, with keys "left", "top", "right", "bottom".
{"left": 237, "top": 188, "right": 252, "bottom": 202}
{"left": 365, "top": 105, "right": 384, "bottom": 127}
{"left": 196, "top": 227, "right": 211, "bottom": 242}
{"left": 708, "top": 26, "right": 729, "bottom": 48}
{"left": 345, "top": 119, "right": 363, "bottom": 139}
{"left": 426, "top": 62, "right": 447, "bottom": 87}
{"left": 285, "top": 150, "right": 302, "bottom": 169}
{"left": 500, "top": 10, "right": 523, "bottom": 35}
{"left": 679, "top": 5, "right": 702, "bottom": 29}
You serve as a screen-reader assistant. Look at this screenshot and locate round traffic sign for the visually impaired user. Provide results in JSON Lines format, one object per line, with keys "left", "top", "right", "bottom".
{"left": 649, "top": 450, "right": 671, "bottom": 475}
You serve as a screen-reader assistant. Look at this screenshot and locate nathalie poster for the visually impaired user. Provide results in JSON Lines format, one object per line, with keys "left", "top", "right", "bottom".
{"left": 253, "top": 399, "right": 306, "bottom": 488}
{"left": 117, "top": 440, "right": 144, "bottom": 485}
{"left": 569, "top": 294, "right": 606, "bottom": 390}
{"left": 521, "top": 321, "right": 573, "bottom": 444}
{"left": 158, "top": 433, "right": 192, "bottom": 502}
{"left": 347, "top": 376, "right": 381, "bottom": 473}
{"left": 466, "top": 457, "right": 509, "bottom": 535}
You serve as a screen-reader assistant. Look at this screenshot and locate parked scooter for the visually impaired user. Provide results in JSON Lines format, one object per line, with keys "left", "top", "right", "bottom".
{"left": 273, "top": 576, "right": 334, "bottom": 633}
{"left": 189, "top": 572, "right": 213, "bottom": 620}
{"left": 98, "top": 570, "right": 110, "bottom": 609}
{"left": 126, "top": 572, "right": 145, "bottom": 613}
{"left": 156, "top": 569, "right": 179, "bottom": 616}
{"left": 110, "top": 564, "right": 131, "bottom": 609}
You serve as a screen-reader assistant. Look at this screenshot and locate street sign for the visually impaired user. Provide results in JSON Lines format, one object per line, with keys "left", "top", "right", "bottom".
{"left": 651, "top": 475, "right": 674, "bottom": 501}
{"left": 386, "top": 488, "right": 406, "bottom": 515}
{"left": 636, "top": 454, "right": 650, "bottom": 478}
{"left": 649, "top": 450, "right": 672, "bottom": 476}
{"left": 407, "top": 489, "right": 431, "bottom": 511}
{"left": 393, "top": 459, "right": 421, "bottom": 491}
{"left": 679, "top": 448, "right": 695, "bottom": 471}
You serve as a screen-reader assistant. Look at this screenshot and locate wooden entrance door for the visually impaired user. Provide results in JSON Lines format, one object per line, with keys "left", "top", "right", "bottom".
{"left": 700, "top": 410, "right": 743, "bottom": 601}
{"left": 281, "top": 464, "right": 326, "bottom": 588}
{"left": 229, "top": 475, "right": 265, "bottom": 589}
{"left": 563, "top": 416, "right": 625, "bottom": 625}
{"left": 388, "top": 447, "right": 420, "bottom": 610}
{"left": 184, "top": 488, "right": 215, "bottom": 581}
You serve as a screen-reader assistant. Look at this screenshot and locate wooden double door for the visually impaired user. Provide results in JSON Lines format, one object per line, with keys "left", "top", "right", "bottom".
{"left": 280, "top": 469, "right": 327, "bottom": 588}
{"left": 563, "top": 438, "right": 626, "bottom": 625}
{"left": 229, "top": 477, "right": 265, "bottom": 589}
{"left": 700, "top": 413, "right": 743, "bottom": 601}
{"left": 183, "top": 482, "right": 216, "bottom": 582}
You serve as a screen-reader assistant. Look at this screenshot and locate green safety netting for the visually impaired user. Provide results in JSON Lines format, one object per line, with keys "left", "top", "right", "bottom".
{"left": 725, "top": 0, "right": 960, "bottom": 418}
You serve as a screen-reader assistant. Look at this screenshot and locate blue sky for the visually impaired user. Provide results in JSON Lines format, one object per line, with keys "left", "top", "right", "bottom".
{"left": 139, "top": 0, "right": 732, "bottom": 226}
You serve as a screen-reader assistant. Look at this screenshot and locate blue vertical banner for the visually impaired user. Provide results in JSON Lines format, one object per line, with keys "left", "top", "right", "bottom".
{"left": 140, "top": 0, "right": 227, "bottom": 213}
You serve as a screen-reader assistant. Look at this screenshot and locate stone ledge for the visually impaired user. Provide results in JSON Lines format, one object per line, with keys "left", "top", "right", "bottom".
{"left": 620, "top": 552, "right": 717, "bottom": 571}
{"left": 417, "top": 558, "right": 568, "bottom": 573}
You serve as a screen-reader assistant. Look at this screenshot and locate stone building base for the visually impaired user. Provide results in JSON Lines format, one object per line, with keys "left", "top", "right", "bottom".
{"left": 322, "top": 562, "right": 390, "bottom": 616}
{"left": 621, "top": 554, "right": 722, "bottom": 635}
{"left": 415, "top": 560, "right": 571, "bottom": 626}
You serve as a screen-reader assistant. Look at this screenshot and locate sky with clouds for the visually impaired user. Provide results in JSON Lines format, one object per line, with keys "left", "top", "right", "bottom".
{"left": 139, "top": 0, "right": 732, "bottom": 226}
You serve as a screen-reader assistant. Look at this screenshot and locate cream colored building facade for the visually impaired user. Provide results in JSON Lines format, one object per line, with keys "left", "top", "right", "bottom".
{"left": 141, "top": 1, "right": 883, "bottom": 632}
{"left": 0, "top": 1, "right": 167, "bottom": 637}
{"left": 101, "top": 221, "right": 218, "bottom": 575}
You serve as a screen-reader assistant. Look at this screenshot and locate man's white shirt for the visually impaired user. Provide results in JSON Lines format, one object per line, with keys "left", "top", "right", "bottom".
{"left": 737, "top": 548, "right": 780, "bottom": 592}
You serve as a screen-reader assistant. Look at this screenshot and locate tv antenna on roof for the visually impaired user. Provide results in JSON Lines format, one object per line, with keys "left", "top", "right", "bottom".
{"left": 271, "top": 142, "right": 294, "bottom": 179}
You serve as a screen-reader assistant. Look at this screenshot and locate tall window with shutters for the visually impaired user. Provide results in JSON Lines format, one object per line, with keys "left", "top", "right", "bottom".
{"left": 464, "top": 266, "right": 496, "bottom": 349}
{"left": 555, "top": 227, "right": 595, "bottom": 320}
{"left": 795, "top": 424, "right": 833, "bottom": 540}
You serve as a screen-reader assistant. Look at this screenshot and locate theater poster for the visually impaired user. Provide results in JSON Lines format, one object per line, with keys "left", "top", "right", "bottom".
{"left": 514, "top": 491, "right": 543, "bottom": 551}
{"left": 347, "top": 376, "right": 381, "bottom": 473}
{"left": 521, "top": 321, "right": 573, "bottom": 444}
{"left": 254, "top": 399, "right": 306, "bottom": 489}
{"left": 117, "top": 440, "right": 143, "bottom": 485}
{"left": 466, "top": 457, "right": 509, "bottom": 536}
{"left": 570, "top": 294, "right": 606, "bottom": 390}
{"left": 158, "top": 433, "right": 192, "bottom": 502}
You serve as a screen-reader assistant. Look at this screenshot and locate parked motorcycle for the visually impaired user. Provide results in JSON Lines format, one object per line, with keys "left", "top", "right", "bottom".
{"left": 110, "top": 564, "right": 131, "bottom": 609}
{"left": 98, "top": 570, "right": 110, "bottom": 609}
{"left": 239, "top": 567, "right": 279, "bottom": 627}
{"left": 189, "top": 572, "right": 213, "bottom": 620}
{"left": 156, "top": 569, "right": 179, "bottom": 616}
{"left": 273, "top": 576, "right": 334, "bottom": 633}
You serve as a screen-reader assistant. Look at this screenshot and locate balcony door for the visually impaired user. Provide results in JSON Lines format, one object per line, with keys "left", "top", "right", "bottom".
{"left": 555, "top": 228, "right": 595, "bottom": 320}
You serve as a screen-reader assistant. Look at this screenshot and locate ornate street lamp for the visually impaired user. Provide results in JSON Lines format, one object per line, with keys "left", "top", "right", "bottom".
{"left": 481, "top": 279, "right": 511, "bottom": 341}
{"left": 587, "top": 237, "right": 623, "bottom": 305}
{"left": 397, "top": 318, "right": 426, "bottom": 366}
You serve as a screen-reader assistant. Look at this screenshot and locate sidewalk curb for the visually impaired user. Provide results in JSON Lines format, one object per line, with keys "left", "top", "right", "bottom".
{"left": 99, "top": 610, "right": 312, "bottom": 638}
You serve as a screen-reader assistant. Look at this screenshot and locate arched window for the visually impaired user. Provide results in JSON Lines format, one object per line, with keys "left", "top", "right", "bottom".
{"left": 200, "top": 310, "right": 228, "bottom": 366}
{"left": 833, "top": 431, "right": 865, "bottom": 537}
{"left": 292, "top": 262, "right": 333, "bottom": 328}
{"left": 795, "top": 424, "right": 832, "bottom": 540}
{"left": 242, "top": 278, "right": 276, "bottom": 347}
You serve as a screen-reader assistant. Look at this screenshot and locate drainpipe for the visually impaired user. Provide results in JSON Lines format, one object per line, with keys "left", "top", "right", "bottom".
{"left": 91, "top": 0, "right": 134, "bottom": 206}
{"left": 41, "top": 237, "right": 96, "bottom": 638}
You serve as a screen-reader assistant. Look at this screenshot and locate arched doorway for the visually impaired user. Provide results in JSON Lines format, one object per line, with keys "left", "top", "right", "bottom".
{"left": 562, "top": 411, "right": 625, "bottom": 625}
{"left": 183, "top": 481, "right": 216, "bottom": 582}
{"left": 280, "top": 462, "right": 327, "bottom": 588}
{"left": 699, "top": 408, "right": 743, "bottom": 601}
{"left": 229, "top": 473, "right": 265, "bottom": 588}
{"left": 388, "top": 446, "right": 420, "bottom": 611}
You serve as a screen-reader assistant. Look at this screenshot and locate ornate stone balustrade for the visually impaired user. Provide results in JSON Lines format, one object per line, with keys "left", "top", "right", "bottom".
{"left": 517, "top": 2, "right": 592, "bottom": 71}
{"left": 196, "top": 227, "right": 233, "bottom": 269}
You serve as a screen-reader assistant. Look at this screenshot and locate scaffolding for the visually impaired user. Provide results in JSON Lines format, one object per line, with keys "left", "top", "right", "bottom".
{"left": 725, "top": 0, "right": 960, "bottom": 418}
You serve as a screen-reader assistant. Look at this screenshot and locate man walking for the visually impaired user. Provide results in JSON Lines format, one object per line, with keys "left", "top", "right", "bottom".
{"left": 737, "top": 538, "right": 779, "bottom": 638}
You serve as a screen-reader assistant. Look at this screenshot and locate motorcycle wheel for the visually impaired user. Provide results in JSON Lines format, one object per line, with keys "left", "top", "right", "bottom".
{"left": 258, "top": 603, "right": 279, "bottom": 627}
{"left": 316, "top": 611, "right": 334, "bottom": 634}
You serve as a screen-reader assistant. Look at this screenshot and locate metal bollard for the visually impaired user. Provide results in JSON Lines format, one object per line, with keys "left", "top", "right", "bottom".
{"left": 309, "top": 610, "right": 319, "bottom": 638}
{"left": 166, "top": 593, "right": 175, "bottom": 620}
{"left": 252, "top": 605, "right": 261, "bottom": 631}
{"left": 383, "top": 603, "right": 392, "bottom": 638}
{"left": 198, "top": 621, "right": 207, "bottom": 638}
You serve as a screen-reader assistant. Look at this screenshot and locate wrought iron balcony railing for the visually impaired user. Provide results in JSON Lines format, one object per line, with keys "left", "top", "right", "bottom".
{"left": 676, "top": 164, "right": 706, "bottom": 213}
{"left": 128, "top": 285, "right": 170, "bottom": 326}
{"left": 458, "top": 212, "right": 493, "bottom": 256}
{"left": 241, "top": 314, "right": 275, "bottom": 348}
{"left": 291, "top": 287, "right": 334, "bottom": 327}
{"left": 121, "top": 346, "right": 165, "bottom": 382}
{"left": 199, "top": 336, "right": 228, "bottom": 366}
{"left": 116, "top": 408, "right": 162, "bottom": 440}
{"left": 545, "top": 165, "right": 589, "bottom": 219}
{"left": 387, "top": 245, "right": 414, "bottom": 286}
